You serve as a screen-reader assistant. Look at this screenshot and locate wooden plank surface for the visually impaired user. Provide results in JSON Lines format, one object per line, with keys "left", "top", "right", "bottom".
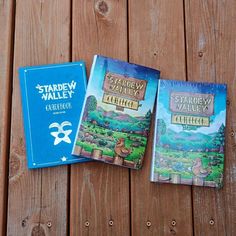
{"left": 70, "top": 1, "right": 130, "bottom": 235}
{"left": 129, "top": 1, "right": 193, "bottom": 235}
{"left": 185, "top": 1, "right": 236, "bottom": 235}
{"left": 7, "top": 1, "right": 71, "bottom": 235}
{"left": 0, "top": 0, "right": 14, "bottom": 235}
{"left": 1, "top": 0, "right": 235, "bottom": 235}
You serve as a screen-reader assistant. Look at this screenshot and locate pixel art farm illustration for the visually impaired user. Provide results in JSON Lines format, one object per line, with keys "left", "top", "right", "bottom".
{"left": 73, "top": 55, "right": 159, "bottom": 169}
{"left": 151, "top": 80, "right": 227, "bottom": 187}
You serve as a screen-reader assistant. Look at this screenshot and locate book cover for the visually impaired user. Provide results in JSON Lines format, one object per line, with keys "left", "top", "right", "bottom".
{"left": 150, "top": 79, "right": 227, "bottom": 188}
{"left": 19, "top": 61, "right": 90, "bottom": 169}
{"left": 73, "top": 55, "right": 160, "bottom": 169}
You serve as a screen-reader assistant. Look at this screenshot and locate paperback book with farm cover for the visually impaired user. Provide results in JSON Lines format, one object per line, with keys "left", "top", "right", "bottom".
{"left": 150, "top": 79, "right": 227, "bottom": 188}
{"left": 73, "top": 55, "right": 160, "bottom": 169}
{"left": 19, "top": 61, "right": 90, "bottom": 169}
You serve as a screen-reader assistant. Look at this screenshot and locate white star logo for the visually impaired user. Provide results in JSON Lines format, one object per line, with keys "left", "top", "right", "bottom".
{"left": 61, "top": 156, "right": 67, "bottom": 162}
{"left": 49, "top": 121, "right": 72, "bottom": 145}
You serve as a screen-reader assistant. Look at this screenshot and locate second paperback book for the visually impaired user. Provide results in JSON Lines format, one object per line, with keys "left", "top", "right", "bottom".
{"left": 73, "top": 55, "right": 160, "bottom": 169}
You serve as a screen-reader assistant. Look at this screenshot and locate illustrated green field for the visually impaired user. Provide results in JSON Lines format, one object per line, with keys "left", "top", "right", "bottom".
{"left": 76, "top": 121, "right": 147, "bottom": 162}
{"left": 154, "top": 147, "right": 224, "bottom": 182}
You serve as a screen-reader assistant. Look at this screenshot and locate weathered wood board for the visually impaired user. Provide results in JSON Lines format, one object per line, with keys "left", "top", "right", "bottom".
{"left": 1, "top": 0, "right": 235, "bottom": 235}
{"left": 185, "top": 1, "right": 236, "bottom": 235}
{"left": 129, "top": 1, "right": 193, "bottom": 235}
{"left": 70, "top": 1, "right": 130, "bottom": 235}
{"left": 7, "top": 1, "right": 71, "bottom": 235}
{"left": 0, "top": 0, "right": 14, "bottom": 235}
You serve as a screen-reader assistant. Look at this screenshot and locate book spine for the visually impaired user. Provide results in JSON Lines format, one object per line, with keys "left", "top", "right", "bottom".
{"left": 70, "top": 60, "right": 91, "bottom": 162}
{"left": 18, "top": 68, "right": 34, "bottom": 168}
{"left": 72, "top": 55, "right": 98, "bottom": 156}
{"left": 150, "top": 79, "right": 161, "bottom": 181}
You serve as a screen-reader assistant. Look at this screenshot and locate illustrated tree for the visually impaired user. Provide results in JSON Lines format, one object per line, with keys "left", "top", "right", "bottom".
{"left": 213, "top": 124, "right": 225, "bottom": 153}
{"left": 145, "top": 109, "right": 151, "bottom": 120}
{"left": 98, "top": 140, "right": 108, "bottom": 146}
{"left": 156, "top": 119, "right": 166, "bottom": 144}
{"left": 104, "top": 120, "right": 110, "bottom": 129}
{"left": 137, "top": 121, "right": 145, "bottom": 129}
{"left": 83, "top": 95, "right": 97, "bottom": 121}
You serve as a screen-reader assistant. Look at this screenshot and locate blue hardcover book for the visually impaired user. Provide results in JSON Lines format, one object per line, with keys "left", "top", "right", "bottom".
{"left": 150, "top": 79, "right": 227, "bottom": 188}
{"left": 19, "top": 61, "right": 90, "bottom": 169}
{"left": 72, "top": 55, "right": 160, "bottom": 169}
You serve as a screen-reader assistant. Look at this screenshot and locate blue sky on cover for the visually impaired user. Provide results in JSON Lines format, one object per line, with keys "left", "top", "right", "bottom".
{"left": 156, "top": 79, "right": 227, "bottom": 134}
{"left": 86, "top": 55, "right": 159, "bottom": 117}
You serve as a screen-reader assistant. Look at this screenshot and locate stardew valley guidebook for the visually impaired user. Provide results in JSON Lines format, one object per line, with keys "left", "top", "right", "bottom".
{"left": 150, "top": 79, "right": 227, "bottom": 188}
{"left": 19, "top": 61, "right": 90, "bottom": 169}
{"left": 72, "top": 55, "right": 160, "bottom": 169}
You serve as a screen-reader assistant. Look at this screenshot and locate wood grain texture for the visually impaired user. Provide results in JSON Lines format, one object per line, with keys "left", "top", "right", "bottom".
{"left": 129, "top": 1, "right": 193, "bottom": 235}
{"left": 185, "top": 1, "right": 236, "bottom": 235}
{"left": 7, "top": 1, "right": 70, "bottom": 235}
{"left": 0, "top": 0, "right": 14, "bottom": 235}
{"left": 70, "top": 1, "right": 130, "bottom": 235}
{"left": 2, "top": 1, "right": 235, "bottom": 235}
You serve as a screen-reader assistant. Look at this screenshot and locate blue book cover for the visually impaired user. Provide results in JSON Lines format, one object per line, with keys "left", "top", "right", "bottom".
{"left": 73, "top": 55, "right": 160, "bottom": 169}
{"left": 19, "top": 61, "right": 90, "bottom": 169}
{"left": 150, "top": 79, "right": 227, "bottom": 188}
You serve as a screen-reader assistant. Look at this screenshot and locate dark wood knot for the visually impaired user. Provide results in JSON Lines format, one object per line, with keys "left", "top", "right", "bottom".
{"left": 198, "top": 51, "right": 203, "bottom": 57}
{"left": 31, "top": 225, "right": 46, "bottom": 236}
{"left": 9, "top": 152, "right": 21, "bottom": 179}
{"left": 96, "top": 1, "right": 109, "bottom": 15}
